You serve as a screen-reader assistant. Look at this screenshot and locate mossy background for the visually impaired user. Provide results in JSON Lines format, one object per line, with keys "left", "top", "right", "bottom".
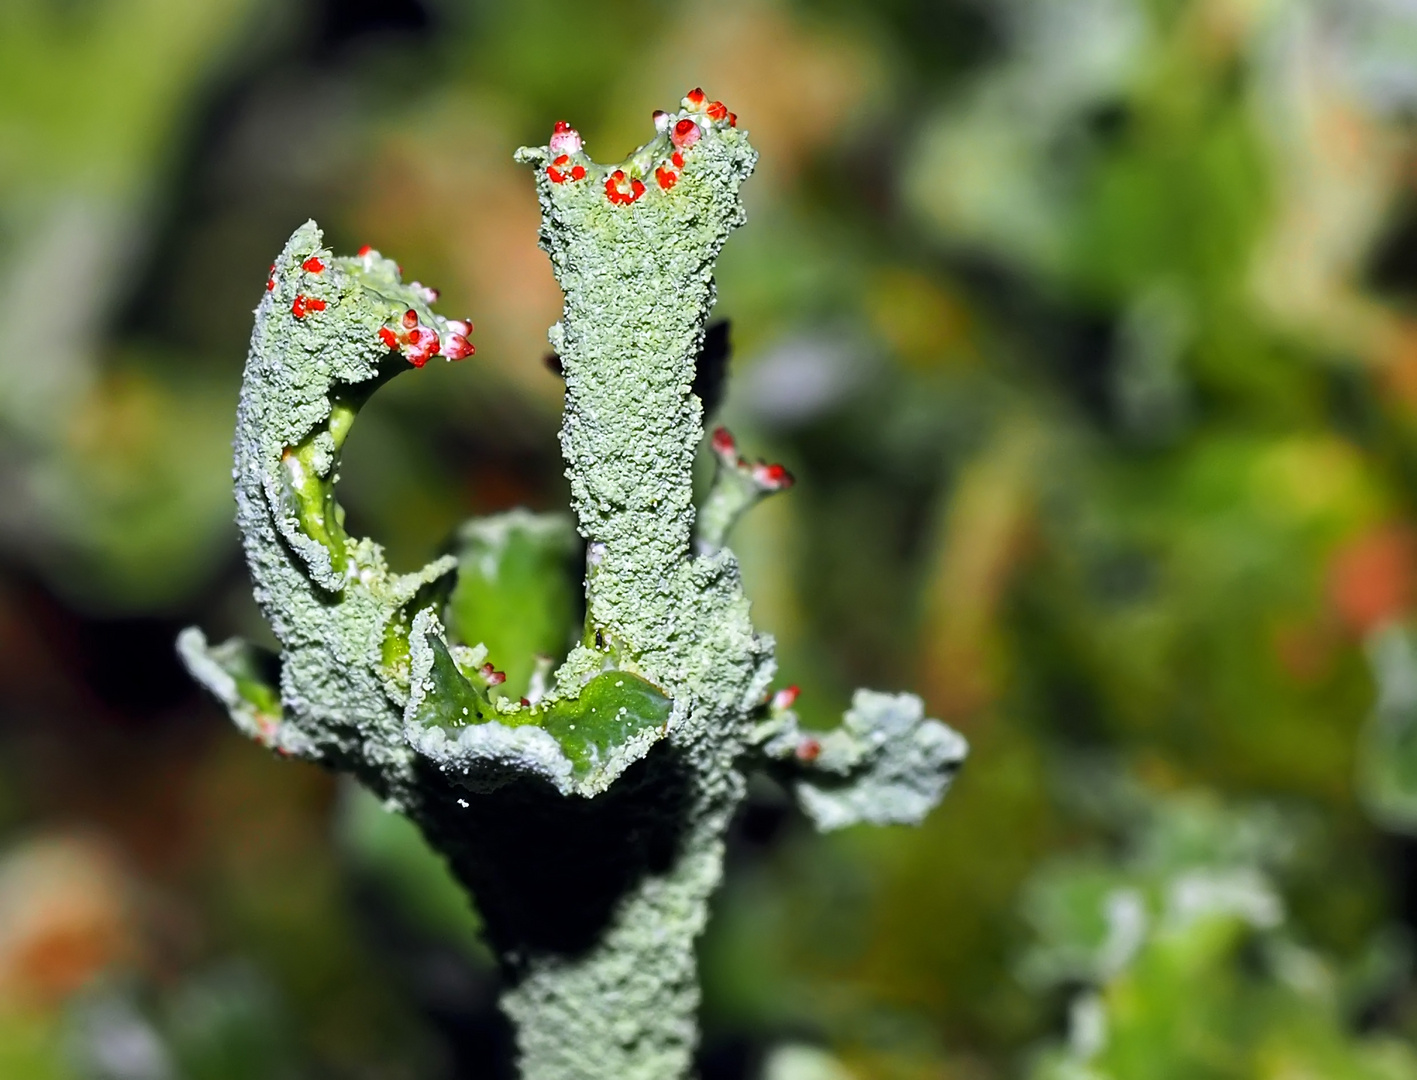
{"left": 3, "top": 0, "right": 1417, "bottom": 1076}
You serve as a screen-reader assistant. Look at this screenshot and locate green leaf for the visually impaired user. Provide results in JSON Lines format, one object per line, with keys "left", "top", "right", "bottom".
{"left": 406, "top": 614, "right": 670, "bottom": 783}
{"left": 409, "top": 634, "right": 496, "bottom": 729}
{"left": 445, "top": 510, "right": 579, "bottom": 698}
{"left": 537, "top": 670, "right": 671, "bottom": 778}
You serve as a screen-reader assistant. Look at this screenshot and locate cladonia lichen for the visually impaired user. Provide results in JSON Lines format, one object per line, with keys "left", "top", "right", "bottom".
{"left": 180, "top": 89, "right": 968, "bottom": 1080}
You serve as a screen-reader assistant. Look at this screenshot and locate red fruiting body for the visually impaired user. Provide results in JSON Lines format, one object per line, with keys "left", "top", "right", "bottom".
{"left": 549, "top": 120, "right": 582, "bottom": 156}
{"left": 266, "top": 263, "right": 276, "bottom": 291}
{"left": 479, "top": 663, "right": 507, "bottom": 687}
{"left": 753, "top": 462, "right": 795, "bottom": 490}
{"left": 549, "top": 150, "right": 585, "bottom": 181}
{"left": 357, "top": 244, "right": 373, "bottom": 257}
{"left": 671, "top": 151, "right": 684, "bottom": 169}
{"left": 796, "top": 737, "right": 822, "bottom": 763}
{"left": 685, "top": 87, "right": 707, "bottom": 110}
{"left": 291, "top": 294, "right": 326, "bottom": 319}
{"left": 772, "top": 684, "right": 801, "bottom": 711}
{"left": 656, "top": 166, "right": 678, "bottom": 191}
{"left": 605, "top": 170, "right": 646, "bottom": 205}
{"left": 711, "top": 426, "right": 737, "bottom": 456}
{"left": 404, "top": 327, "right": 440, "bottom": 367}
{"left": 728, "top": 112, "right": 737, "bottom": 127}
{"left": 441, "top": 333, "right": 475, "bottom": 360}
{"left": 302, "top": 257, "right": 325, "bottom": 273}
{"left": 381, "top": 313, "right": 460, "bottom": 367}
{"left": 706, "top": 101, "right": 728, "bottom": 122}
{"left": 653, "top": 109, "right": 671, "bottom": 132}
{"left": 672, "top": 118, "right": 701, "bottom": 151}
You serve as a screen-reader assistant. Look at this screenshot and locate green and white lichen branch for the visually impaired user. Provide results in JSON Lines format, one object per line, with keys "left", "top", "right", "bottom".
{"left": 180, "top": 89, "right": 968, "bottom": 1080}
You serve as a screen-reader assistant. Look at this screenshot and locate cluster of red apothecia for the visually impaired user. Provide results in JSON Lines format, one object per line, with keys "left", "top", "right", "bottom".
{"left": 267, "top": 248, "right": 474, "bottom": 368}
{"left": 545, "top": 88, "right": 737, "bottom": 207}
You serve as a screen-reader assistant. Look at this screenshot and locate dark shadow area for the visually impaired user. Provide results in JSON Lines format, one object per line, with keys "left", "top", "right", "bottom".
{"left": 418, "top": 740, "right": 697, "bottom": 957}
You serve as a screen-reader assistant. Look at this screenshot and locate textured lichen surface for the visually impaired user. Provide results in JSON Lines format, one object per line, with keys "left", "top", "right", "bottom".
{"left": 181, "top": 90, "right": 967, "bottom": 1080}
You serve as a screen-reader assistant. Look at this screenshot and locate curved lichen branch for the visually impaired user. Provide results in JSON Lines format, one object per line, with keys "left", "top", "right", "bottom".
{"left": 754, "top": 688, "right": 968, "bottom": 832}
{"left": 176, "top": 628, "right": 314, "bottom": 758}
{"left": 179, "top": 221, "right": 675, "bottom": 806}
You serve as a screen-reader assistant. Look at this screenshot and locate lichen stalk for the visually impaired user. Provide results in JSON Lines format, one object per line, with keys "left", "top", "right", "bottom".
{"left": 507, "top": 95, "right": 769, "bottom": 1077}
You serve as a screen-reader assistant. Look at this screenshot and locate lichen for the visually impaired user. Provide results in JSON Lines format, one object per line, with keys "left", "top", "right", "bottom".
{"left": 181, "top": 89, "right": 968, "bottom": 1080}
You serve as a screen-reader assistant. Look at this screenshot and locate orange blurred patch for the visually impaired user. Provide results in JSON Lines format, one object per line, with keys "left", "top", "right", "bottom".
{"left": 1328, "top": 522, "right": 1417, "bottom": 635}
{"left": 917, "top": 426, "right": 1037, "bottom": 725}
{"left": 1377, "top": 318, "right": 1417, "bottom": 411}
{"left": 665, "top": 5, "right": 878, "bottom": 188}
{"left": 354, "top": 102, "right": 564, "bottom": 402}
{"left": 0, "top": 834, "right": 140, "bottom": 1011}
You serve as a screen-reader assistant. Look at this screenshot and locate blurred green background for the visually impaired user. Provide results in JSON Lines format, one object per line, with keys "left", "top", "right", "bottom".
{"left": 5, "top": 0, "right": 1417, "bottom": 1076}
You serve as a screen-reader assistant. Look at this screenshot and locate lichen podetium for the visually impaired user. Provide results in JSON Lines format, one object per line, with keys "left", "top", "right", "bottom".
{"left": 180, "top": 89, "right": 967, "bottom": 1080}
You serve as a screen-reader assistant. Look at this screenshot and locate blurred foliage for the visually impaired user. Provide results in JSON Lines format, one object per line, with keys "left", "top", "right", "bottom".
{"left": 3, "top": 0, "right": 1417, "bottom": 1076}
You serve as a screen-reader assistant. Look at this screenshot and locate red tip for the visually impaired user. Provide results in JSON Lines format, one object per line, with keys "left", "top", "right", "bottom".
{"left": 706, "top": 101, "right": 728, "bottom": 122}
{"left": 671, "top": 151, "right": 684, "bottom": 169}
{"left": 480, "top": 662, "right": 507, "bottom": 687}
{"left": 796, "top": 737, "right": 821, "bottom": 763}
{"left": 728, "top": 112, "right": 737, "bottom": 127}
{"left": 442, "top": 333, "right": 475, "bottom": 360}
{"left": 711, "top": 427, "right": 736, "bottom": 455}
{"left": 656, "top": 166, "right": 677, "bottom": 190}
{"left": 686, "top": 87, "right": 707, "bottom": 108}
{"left": 402, "top": 308, "right": 418, "bottom": 329}
{"left": 553, "top": 120, "right": 572, "bottom": 133}
{"left": 571, "top": 164, "right": 586, "bottom": 181}
{"left": 302, "top": 257, "right": 325, "bottom": 273}
{"left": 266, "top": 263, "right": 276, "bottom": 291}
{"left": 753, "top": 462, "right": 795, "bottom": 490}
{"left": 291, "top": 294, "right": 320, "bottom": 318}
{"left": 672, "top": 118, "right": 702, "bottom": 151}
{"left": 357, "top": 244, "right": 372, "bottom": 257}
{"left": 606, "top": 170, "right": 644, "bottom": 204}
{"left": 378, "top": 327, "right": 398, "bottom": 350}
{"left": 548, "top": 165, "right": 567, "bottom": 184}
